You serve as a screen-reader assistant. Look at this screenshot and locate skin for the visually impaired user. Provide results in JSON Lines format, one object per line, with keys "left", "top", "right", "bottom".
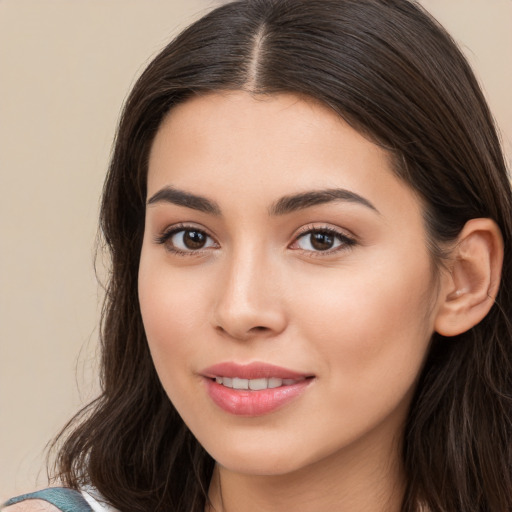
{"left": 4, "top": 503, "right": 60, "bottom": 512}
{"left": 138, "top": 91, "right": 450, "bottom": 512}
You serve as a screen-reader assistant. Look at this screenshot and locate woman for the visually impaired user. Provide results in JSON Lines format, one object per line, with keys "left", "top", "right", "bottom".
{"left": 5, "top": 0, "right": 512, "bottom": 510}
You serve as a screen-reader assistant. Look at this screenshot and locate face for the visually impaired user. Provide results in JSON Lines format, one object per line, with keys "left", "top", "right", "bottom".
{"left": 138, "top": 91, "right": 444, "bottom": 477}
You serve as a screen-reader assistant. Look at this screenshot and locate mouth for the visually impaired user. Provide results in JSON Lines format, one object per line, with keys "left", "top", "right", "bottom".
{"left": 212, "top": 376, "right": 308, "bottom": 390}
{"left": 201, "top": 362, "right": 315, "bottom": 416}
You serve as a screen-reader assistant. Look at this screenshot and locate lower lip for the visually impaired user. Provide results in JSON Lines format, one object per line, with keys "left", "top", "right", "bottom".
{"left": 204, "top": 378, "right": 312, "bottom": 416}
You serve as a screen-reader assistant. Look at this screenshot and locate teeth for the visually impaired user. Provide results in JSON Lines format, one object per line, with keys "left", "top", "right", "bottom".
{"left": 214, "top": 376, "right": 300, "bottom": 390}
{"left": 268, "top": 377, "right": 283, "bottom": 388}
{"left": 249, "top": 378, "right": 267, "bottom": 391}
{"left": 232, "top": 377, "right": 249, "bottom": 390}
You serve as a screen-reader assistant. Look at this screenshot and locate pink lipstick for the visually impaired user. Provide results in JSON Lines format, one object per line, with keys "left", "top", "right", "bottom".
{"left": 201, "top": 362, "right": 314, "bottom": 416}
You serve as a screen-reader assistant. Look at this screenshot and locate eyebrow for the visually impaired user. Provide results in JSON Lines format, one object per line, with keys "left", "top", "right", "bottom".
{"left": 147, "top": 186, "right": 221, "bottom": 215}
{"left": 147, "top": 186, "right": 378, "bottom": 216}
{"left": 269, "top": 189, "right": 379, "bottom": 216}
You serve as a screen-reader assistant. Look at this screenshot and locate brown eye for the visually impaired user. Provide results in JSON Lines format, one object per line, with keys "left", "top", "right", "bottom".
{"left": 182, "top": 230, "right": 207, "bottom": 249}
{"left": 294, "top": 228, "right": 355, "bottom": 253}
{"left": 309, "top": 232, "right": 335, "bottom": 251}
{"left": 164, "top": 229, "right": 216, "bottom": 252}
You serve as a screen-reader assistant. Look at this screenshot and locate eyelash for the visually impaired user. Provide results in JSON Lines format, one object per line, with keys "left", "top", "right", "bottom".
{"left": 154, "top": 223, "right": 218, "bottom": 256}
{"left": 292, "top": 225, "right": 357, "bottom": 256}
{"left": 154, "top": 223, "right": 357, "bottom": 257}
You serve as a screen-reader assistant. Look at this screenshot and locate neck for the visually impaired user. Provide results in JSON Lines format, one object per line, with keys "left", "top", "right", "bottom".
{"left": 207, "top": 429, "right": 405, "bottom": 512}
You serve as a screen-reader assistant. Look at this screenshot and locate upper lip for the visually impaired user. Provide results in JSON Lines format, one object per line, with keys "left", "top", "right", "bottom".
{"left": 201, "top": 362, "right": 312, "bottom": 380}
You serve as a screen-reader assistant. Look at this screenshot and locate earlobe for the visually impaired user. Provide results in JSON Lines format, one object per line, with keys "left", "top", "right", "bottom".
{"left": 434, "top": 218, "right": 504, "bottom": 337}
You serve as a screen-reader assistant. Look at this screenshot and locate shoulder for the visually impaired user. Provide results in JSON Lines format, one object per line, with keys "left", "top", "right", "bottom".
{"left": 2, "top": 488, "right": 94, "bottom": 512}
{"left": 3, "top": 501, "right": 61, "bottom": 511}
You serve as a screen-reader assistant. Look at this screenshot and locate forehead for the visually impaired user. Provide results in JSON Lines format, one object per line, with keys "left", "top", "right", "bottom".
{"left": 147, "top": 91, "right": 421, "bottom": 221}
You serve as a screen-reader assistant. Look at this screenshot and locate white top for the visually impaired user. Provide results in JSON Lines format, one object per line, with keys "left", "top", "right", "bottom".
{"left": 80, "top": 487, "right": 120, "bottom": 512}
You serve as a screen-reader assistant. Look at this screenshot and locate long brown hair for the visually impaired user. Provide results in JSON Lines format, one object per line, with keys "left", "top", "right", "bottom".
{"left": 52, "top": 1, "right": 512, "bottom": 510}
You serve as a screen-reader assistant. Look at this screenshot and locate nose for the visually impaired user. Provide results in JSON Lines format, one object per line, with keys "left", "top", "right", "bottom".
{"left": 212, "top": 249, "right": 287, "bottom": 341}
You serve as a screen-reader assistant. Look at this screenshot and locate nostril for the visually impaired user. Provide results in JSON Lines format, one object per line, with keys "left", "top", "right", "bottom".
{"left": 215, "top": 324, "right": 270, "bottom": 340}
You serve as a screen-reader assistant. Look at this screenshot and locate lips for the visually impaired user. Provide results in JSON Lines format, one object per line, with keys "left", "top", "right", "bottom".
{"left": 202, "top": 361, "right": 309, "bottom": 380}
{"left": 201, "top": 362, "right": 314, "bottom": 416}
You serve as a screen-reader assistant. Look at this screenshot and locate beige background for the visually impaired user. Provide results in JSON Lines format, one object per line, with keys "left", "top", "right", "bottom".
{"left": 1, "top": 0, "right": 510, "bottom": 501}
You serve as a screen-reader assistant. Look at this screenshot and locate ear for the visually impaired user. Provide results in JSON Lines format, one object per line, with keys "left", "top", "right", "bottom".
{"left": 435, "top": 218, "right": 504, "bottom": 337}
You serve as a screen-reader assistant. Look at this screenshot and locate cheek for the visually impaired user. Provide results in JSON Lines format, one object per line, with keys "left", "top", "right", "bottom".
{"left": 138, "top": 256, "right": 209, "bottom": 372}
{"left": 291, "top": 253, "right": 435, "bottom": 392}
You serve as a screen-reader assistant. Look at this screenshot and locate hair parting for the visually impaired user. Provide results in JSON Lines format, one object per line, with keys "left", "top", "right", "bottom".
{"left": 49, "top": 1, "right": 512, "bottom": 510}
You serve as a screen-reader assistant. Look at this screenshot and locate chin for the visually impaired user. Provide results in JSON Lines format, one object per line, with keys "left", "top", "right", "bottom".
{"left": 215, "top": 452, "right": 304, "bottom": 476}
{"left": 199, "top": 432, "right": 324, "bottom": 477}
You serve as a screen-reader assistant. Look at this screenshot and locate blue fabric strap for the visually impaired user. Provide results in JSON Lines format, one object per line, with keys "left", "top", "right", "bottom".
{"left": 3, "top": 487, "right": 93, "bottom": 511}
